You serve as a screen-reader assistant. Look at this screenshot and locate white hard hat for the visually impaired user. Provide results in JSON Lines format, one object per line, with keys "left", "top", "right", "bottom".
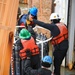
{"left": 49, "top": 13, "right": 61, "bottom": 20}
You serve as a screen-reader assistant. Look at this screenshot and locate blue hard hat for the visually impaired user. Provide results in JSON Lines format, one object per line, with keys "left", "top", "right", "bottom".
{"left": 29, "top": 7, "right": 38, "bottom": 16}
{"left": 42, "top": 56, "right": 52, "bottom": 64}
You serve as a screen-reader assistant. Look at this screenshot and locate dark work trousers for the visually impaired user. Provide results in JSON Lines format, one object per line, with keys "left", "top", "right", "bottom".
{"left": 22, "top": 54, "right": 41, "bottom": 75}
{"left": 53, "top": 45, "right": 68, "bottom": 75}
{"left": 31, "top": 54, "right": 41, "bottom": 69}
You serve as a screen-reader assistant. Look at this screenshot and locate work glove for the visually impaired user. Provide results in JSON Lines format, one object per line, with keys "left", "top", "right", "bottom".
{"left": 26, "top": 15, "right": 33, "bottom": 26}
{"left": 26, "top": 20, "right": 31, "bottom": 25}
{"left": 27, "top": 14, "right": 33, "bottom": 21}
{"left": 25, "top": 49, "right": 31, "bottom": 57}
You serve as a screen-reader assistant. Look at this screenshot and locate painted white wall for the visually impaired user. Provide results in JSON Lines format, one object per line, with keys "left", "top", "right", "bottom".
{"left": 54, "top": 0, "right": 68, "bottom": 25}
{"left": 68, "top": 0, "right": 75, "bottom": 66}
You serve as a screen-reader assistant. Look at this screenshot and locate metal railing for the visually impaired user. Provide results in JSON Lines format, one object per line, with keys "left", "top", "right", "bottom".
{"left": 36, "top": 37, "right": 52, "bottom": 59}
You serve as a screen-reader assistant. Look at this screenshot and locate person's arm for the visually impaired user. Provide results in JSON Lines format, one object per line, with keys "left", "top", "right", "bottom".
{"left": 28, "top": 15, "right": 53, "bottom": 30}
{"left": 15, "top": 39, "right": 23, "bottom": 51}
{"left": 28, "top": 15, "right": 60, "bottom": 37}
{"left": 24, "top": 58, "right": 38, "bottom": 75}
{"left": 33, "top": 19, "right": 53, "bottom": 30}
{"left": 27, "top": 26, "right": 36, "bottom": 40}
{"left": 33, "top": 19, "right": 60, "bottom": 37}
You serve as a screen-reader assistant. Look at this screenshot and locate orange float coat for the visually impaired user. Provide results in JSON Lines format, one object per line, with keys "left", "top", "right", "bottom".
{"left": 19, "top": 37, "right": 39, "bottom": 60}
{"left": 51, "top": 22, "right": 68, "bottom": 45}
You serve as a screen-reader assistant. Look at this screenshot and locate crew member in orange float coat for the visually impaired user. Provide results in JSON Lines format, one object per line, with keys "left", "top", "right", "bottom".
{"left": 28, "top": 13, "right": 69, "bottom": 75}
{"left": 19, "top": 28, "right": 40, "bottom": 69}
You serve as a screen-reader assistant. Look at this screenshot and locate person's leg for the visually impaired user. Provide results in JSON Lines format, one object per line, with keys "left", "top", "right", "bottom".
{"left": 31, "top": 54, "right": 41, "bottom": 69}
{"left": 53, "top": 49, "right": 67, "bottom": 75}
{"left": 54, "top": 50, "right": 61, "bottom": 75}
{"left": 22, "top": 59, "right": 26, "bottom": 75}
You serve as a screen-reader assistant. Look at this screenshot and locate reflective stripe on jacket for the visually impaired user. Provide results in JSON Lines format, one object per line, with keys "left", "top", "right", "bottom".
{"left": 19, "top": 37, "right": 39, "bottom": 59}
{"left": 51, "top": 22, "right": 68, "bottom": 45}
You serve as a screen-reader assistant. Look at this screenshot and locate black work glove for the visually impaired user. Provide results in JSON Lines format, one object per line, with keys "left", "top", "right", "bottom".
{"left": 25, "top": 49, "right": 31, "bottom": 57}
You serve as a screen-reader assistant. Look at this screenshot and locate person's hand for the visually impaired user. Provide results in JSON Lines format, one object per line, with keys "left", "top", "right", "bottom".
{"left": 28, "top": 14, "right": 33, "bottom": 21}
{"left": 26, "top": 20, "right": 31, "bottom": 25}
{"left": 25, "top": 49, "right": 31, "bottom": 57}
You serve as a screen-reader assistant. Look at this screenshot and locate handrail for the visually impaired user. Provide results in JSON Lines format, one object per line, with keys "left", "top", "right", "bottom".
{"left": 16, "top": 26, "right": 25, "bottom": 28}
{"left": 36, "top": 37, "right": 52, "bottom": 59}
{"left": 36, "top": 37, "right": 52, "bottom": 44}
